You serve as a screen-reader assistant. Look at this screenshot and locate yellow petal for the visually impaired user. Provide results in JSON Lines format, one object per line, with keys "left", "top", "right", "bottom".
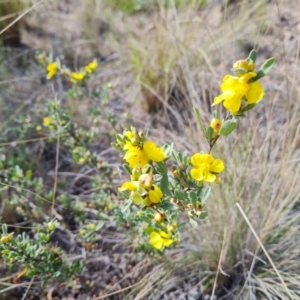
{"left": 190, "top": 168, "right": 204, "bottom": 181}
{"left": 159, "top": 231, "right": 170, "bottom": 239}
{"left": 150, "top": 232, "right": 163, "bottom": 250}
{"left": 132, "top": 192, "right": 143, "bottom": 205}
{"left": 148, "top": 185, "right": 163, "bottom": 203}
{"left": 223, "top": 92, "right": 242, "bottom": 114}
{"left": 143, "top": 140, "right": 165, "bottom": 162}
{"left": 190, "top": 153, "right": 203, "bottom": 167}
{"left": 163, "top": 238, "right": 173, "bottom": 247}
{"left": 213, "top": 95, "right": 224, "bottom": 105}
{"left": 203, "top": 170, "right": 216, "bottom": 182}
{"left": 210, "top": 159, "right": 224, "bottom": 173}
{"left": 118, "top": 181, "right": 137, "bottom": 191}
{"left": 246, "top": 81, "right": 264, "bottom": 104}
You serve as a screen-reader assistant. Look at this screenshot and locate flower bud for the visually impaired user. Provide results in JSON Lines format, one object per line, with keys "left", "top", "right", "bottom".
{"left": 1, "top": 236, "right": 8, "bottom": 244}
{"left": 210, "top": 118, "right": 222, "bottom": 133}
{"left": 88, "top": 223, "right": 96, "bottom": 230}
{"left": 131, "top": 167, "right": 141, "bottom": 180}
{"left": 138, "top": 131, "right": 144, "bottom": 140}
{"left": 154, "top": 212, "right": 164, "bottom": 223}
{"left": 139, "top": 174, "right": 153, "bottom": 189}
{"left": 136, "top": 211, "right": 143, "bottom": 217}
{"left": 214, "top": 176, "right": 221, "bottom": 184}
{"left": 167, "top": 224, "right": 174, "bottom": 232}
{"left": 233, "top": 59, "right": 254, "bottom": 75}
{"left": 173, "top": 169, "right": 180, "bottom": 178}
{"left": 187, "top": 203, "right": 194, "bottom": 209}
{"left": 170, "top": 198, "right": 176, "bottom": 203}
{"left": 47, "top": 222, "right": 55, "bottom": 231}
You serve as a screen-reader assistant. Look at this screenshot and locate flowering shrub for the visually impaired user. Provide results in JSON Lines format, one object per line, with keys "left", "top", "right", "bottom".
{"left": 36, "top": 52, "right": 98, "bottom": 84}
{"left": 0, "top": 49, "right": 275, "bottom": 289}
{"left": 113, "top": 49, "right": 275, "bottom": 251}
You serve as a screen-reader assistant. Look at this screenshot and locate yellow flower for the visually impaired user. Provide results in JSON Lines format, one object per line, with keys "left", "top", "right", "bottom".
{"left": 148, "top": 184, "right": 163, "bottom": 203}
{"left": 118, "top": 181, "right": 146, "bottom": 205}
{"left": 150, "top": 230, "right": 173, "bottom": 250}
{"left": 85, "top": 59, "right": 98, "bottom": 73}
{"left": 190, "top": 153, "right": 224, "bottom": 183}
{"left": 124, "top": 140, "right": 165, "bottom": 168}
{"left": 43, "top": 116, "right": 54, "bottom": 129}
{"left": 70, "top": 72, "right": 86, "bottom": 83}
{"left": 46, "top": 62, "right": 59, "bottom": 79}
{"left": 213, "top": 72, "right": 264, "bottom": 114}
{"left": 0, "top": 232, "right": 13, "bottom": 244}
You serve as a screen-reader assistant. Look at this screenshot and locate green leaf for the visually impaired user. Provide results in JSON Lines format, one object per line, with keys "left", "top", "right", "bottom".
{"left": 201, "top": 186, "right": 211, "bottom": 205}
{"left": 189, "top": 217, "right": 198, "bottom": 228}
{"left": 260, "top": 57, "right": 276, "bottom": 75}
{"left": 157, "top": 161, "right": 168, "bottom": 175}
{"left": 212, "top": 111, "right": 218, "bottom": 118}
{"left": 247, "top": 49, "right": 257, "bottom": 63}
{"left": 158, "top": 202, "right": 178, "bottom": 211}
{"left": 174, "top": 189, "right": 185, "bottom": 201}
{"left": 206, "top": 126, "right": 214, "bottom": 141}
{"left": 197, "top": 211, "right": 208, "bottom": 220}
{"left": 220, "top": 120, "right": 237, "bottom": 136}
{"left": 177, "top": 152, "right": 183, "bottom": 164}
{"left": 241, "top": 103, "right": 257, "bottom": 113}
{"left": 160, "top": 173, "right": 169, "bottom": 194}
{"left": 139, "top": 216, "right": 152, "bottom": 224}
{"left": 188, "top": 191, "right": 198, "bottom": 210}
{"left": 252, "top": 58, "right": 276, "bottom": 82}
{"left": 26, "top": 170, "right": 32, "bottom": 180}
{"left": 123, "top": 164, "right": 132, "bottom": 175}
{"left": 143, "top": 226, "right": 155, "bottom": 234}
{"left": 193, "top": 107, "right": 206, "bottom": 137}
{"left": 121, "top": 199, "right": 132, "bottom": 213}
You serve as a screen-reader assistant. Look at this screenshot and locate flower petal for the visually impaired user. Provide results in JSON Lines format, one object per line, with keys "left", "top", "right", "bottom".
{"left": 246, "top": 81, "right": 264, "bottom": 104}
{"left": 203, "top": 170, "right": 216, "bottom": 182}
{"left": 210, "top": 159, "right": 225, "bottom": 173}
{"left": 150, "top": 232, "right": 163, "bottom": 250}
{"left": 190, "top": 168, "right": 204, "bottom": 181}
{"left": 143, "top": 140, "right": 165, "bottom": 162}
{"left": 191, "top": 153, "right": 203, "bottom": 167}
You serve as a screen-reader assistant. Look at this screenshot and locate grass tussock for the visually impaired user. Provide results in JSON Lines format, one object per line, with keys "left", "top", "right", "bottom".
{"left": 0, "top": 0, "right": 28, "bottom": 47}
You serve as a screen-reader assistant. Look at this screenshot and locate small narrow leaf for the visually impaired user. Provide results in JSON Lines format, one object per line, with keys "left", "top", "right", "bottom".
{"left": 123, "top": 164, "right": 132, "bottom": 175}
{"left": 158, "top": 202, "right": 178, "bottom": 211}
{"left": 160, "top": 173, "right": 169, "bottom": 194}
{"left": 193, "top": 107, "right": 206, "bottom": 137}
{"left": 241, "top": 103, "right": 257, "bottom": 113}
{"left": 174, "top": 189, "right": 185, "bottom": 201}
{"left": 188, "top": 191, "right": 198, "bottom": 210}
{"left": 247, "top": 49, "right": 257, "bottom": 63}
{"left": 220, "top": 120, "right": 236, "bottom": 136}
{"left": 197, "top": 211, "right": 208, "bottom": 220}
{"left": 189, "top": 217, "right": 198, "bottom": 228}
{"left": 121, "top": 199, "right": 132, "bottom": 213}
{"left": 260, "top": 57, "right": 276, "bottom": 75}
{"left": 252, "top": 58, "right": 276, "bottom": 82}
{"left": 156, "top": 161, "right": 168, "bottom": 174}
{"left": 201, "top": 186, "right": 211, "bottom": 205}
{"left": 206, "top": 126, "right": 214, "bottom": 141}
{"left": 26, "top": 170, "right": 32, "bottom": 180}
